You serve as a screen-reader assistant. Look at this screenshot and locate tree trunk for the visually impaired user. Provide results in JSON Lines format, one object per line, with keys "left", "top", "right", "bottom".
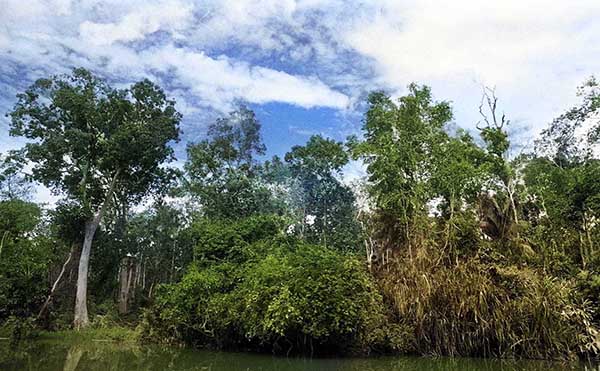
{"left": 0, "top": 231, "right": 8, "bottom": 259}
{"left": 579, "top": 231, "right": 587, "bottom": 269}
{"left": 38, "top": 243, "right": 76, "bottom": 321}
{"left": 73, "top": 219, "right": 98, "bottom": 329}
{"left": 73, "top": 170, "right": 120, "bottom": 330}
{"left": 583, "top": 212, "right": 595, "bottom": 257}
{"left": 118, "top": 258, "right": 128, "bottom": 315}
{"left": 118, "top": 256, "right": 137, "bottom": 315}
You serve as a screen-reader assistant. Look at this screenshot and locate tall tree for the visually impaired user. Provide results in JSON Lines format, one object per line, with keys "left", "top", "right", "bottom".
{"left": 8, "top": 68, "right": 181, "bottom": 328}
{"left": 475, "top": 87, "right": 520, "bottom": 243}
{"left": 350, "top": 86, "right": 453, "bottom": 256}
{"left": 525, "top": 77, "right": 600, "bottom": 266}
{"left": 184, "top": 106, "right": 274, "bottom": 219}
{"left": 285, "top": 135, "right": 361, "bottom": 251}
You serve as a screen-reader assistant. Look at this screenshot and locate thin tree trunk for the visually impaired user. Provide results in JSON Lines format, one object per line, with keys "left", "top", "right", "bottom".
{"left": 142, "top": 259, "right": 146, "bottom": 290}
{"left": 118, "top": 257, "right": 130, "bottom": 315}
{"left": 506, "top": 180, "right": 520, "bottom": 240}
{"left": 73, "top": 169, "right": 120, "bottom": 330}
{"left": 170, "top": 241, "right": 176, "bottom": 283}
{"left": 38, "top": 243, "right": 76, "bottom": 320}
{"left": 119, "top": 257, "right": 137, "bottom": 315}
{"left": 0, "top": 231, "right": 8, "bottom": 259}
{"left": 579, "top": 231, "right": 587, "bottom": 269}
{"left": 365, "top": 239, "right": 371, "bottom": 270}
{"left": 583, "top": 212, "right": 595, "bottom": 256}
{"left": 148, "top": 282, "right": 155, "bottom": 299}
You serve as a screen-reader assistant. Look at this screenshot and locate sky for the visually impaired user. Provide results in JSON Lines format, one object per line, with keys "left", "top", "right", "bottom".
{"left": 1, "top": 0, "right": 600, "bottom": 204}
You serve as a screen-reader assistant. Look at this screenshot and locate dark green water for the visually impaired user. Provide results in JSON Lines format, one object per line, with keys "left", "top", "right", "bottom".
{"left": 0, "top": 339, "right": 596, "bottom": 371}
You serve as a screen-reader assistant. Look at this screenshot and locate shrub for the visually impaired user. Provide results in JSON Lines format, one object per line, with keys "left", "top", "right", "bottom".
{"left": 189, "top": 215, "right": 284, "bottom": 264}
{"left": 0, "top": 200, "right": 49, "bottom": 321}
{"left": 143, "top": 229, "right": 391, "bottom": 355}
{"left": 0, "top": 316, "right": 39, "bottom": 344}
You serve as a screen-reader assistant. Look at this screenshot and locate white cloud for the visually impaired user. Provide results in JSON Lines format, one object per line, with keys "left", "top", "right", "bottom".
{"left": 2, "top": 0, "right": 600, "bottom": 204}
{"left": 2, "top": 0, "right": 600, "bottom": 134}
{"left": 79, "top": 0, "right": 194, "bottom": 46}
{"left": 342, "top": 0, "right": 600, "bottom": 131}
{"left": 0, "top": 0, "right": 351, "bottom": 115}
{"left": 345, "top": 1, "right": 600, "bottom": 84}
{"left": 138, "top": 44, "right": 349, "bottom": 110}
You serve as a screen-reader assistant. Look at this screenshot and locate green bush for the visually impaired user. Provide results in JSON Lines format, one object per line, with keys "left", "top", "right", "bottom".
{"left": 142, "top": 217, "right": 391, "bottom": 355}
{"left": 0, "top": 200, "right": 49, "bottom": 321}
{"left": 189, "top": 214, "right": 285, "bottom": 264}
{"left": 0, "top": 316, "right": 39, "bottom": 344}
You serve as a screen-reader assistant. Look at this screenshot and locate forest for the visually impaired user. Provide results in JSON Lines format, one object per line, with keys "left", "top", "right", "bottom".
{"left": 1, "top": 68, "right": 600, "bottom": 360}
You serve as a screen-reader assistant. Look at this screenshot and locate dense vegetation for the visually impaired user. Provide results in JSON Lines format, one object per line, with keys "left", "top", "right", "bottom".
{"left": 1, "top": 69, "right": 600, "bottom": 360}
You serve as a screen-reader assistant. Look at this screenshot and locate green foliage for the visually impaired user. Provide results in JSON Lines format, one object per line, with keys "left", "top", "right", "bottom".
{"left": 42, "top": 326, "right": 139, "bottom": 343}
{"left": 124, "top": 203, "right": 193, "bottom": 291}
{"left": 520, "top": 79, "right": 600, "bottom": 272}
{"left": 143, "top": 217, "right": 389, "bottom": 355}
{"left": 189, "top": 214, "right": 284, "bottom": 264}
{"left": 0, "top": 150, "right": 31, "bottom": 200}
{"left": 351, "top": 86, "right": 454, "bottom": 224}
{"left": 0, "top": 200, "right": 49, "bottom": 320}
{"left": 5, "top": 70, "right": 600, "bottom": 362}
{"left": 285, "top": 135, "right": 349, "bottom": 176}
{"left": 285, "top": 135, "right": 362, "bottom": 251}
{"left": 184, "top": 106, "right": 280, "bottom": 219}
{"left": 9, "top": 68, "right": 181, "bottom": 214}
{"left": 0, "top": 316, "right": 39, "bottom": 344}
{"left": 8, "top": 67, "right": 182, "bottom": 328}
{"left": 0, "top": 199, "right": 40, "bottom": 235}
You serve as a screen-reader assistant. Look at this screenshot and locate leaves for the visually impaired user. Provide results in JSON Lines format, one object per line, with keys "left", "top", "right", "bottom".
{"left": 8, "top": 68, "right": 181, "bottom": 212}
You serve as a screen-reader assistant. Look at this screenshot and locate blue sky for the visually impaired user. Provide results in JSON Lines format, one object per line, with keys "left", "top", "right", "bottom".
{"left": 1, "top": 0, "right": 600, "bottom": 203}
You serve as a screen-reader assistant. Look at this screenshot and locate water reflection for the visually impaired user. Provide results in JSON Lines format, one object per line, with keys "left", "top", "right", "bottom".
{"left": 0, "top": 339, "right": 595, "bottom": 371}
{"left": 63, "top": 344, "right": 83, "bottom": 371}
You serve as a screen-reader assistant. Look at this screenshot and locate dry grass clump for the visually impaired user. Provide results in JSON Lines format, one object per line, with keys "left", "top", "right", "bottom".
{"left": 378, "top": 252, "right": 598, "bottom": 359}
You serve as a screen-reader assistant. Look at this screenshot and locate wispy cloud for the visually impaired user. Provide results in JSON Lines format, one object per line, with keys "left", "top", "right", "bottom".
{"left": 79, "top": 0, "right": 194, "bottom": 46}
{"left": 2, "top": 0, "right": 600, "bottom": 145}
{"left": 2, "top": 0, "right": 600, "bottom": 205}
{"left": 0, "top": 0, "right": 352, "bottom": 116}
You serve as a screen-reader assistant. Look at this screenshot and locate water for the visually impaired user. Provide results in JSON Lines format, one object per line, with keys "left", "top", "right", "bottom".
{"left": 0, "top": 339, "right": 596, "bottom": 371}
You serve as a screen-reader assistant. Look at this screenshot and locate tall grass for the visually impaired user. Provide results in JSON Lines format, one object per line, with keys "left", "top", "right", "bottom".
{"left": 378, "top": 250, "right": 599, "bottom": 359}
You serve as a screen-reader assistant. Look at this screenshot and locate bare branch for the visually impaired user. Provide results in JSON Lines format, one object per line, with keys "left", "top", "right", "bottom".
{"left": 478, "top": 86, "right": 509, "bottom": 130}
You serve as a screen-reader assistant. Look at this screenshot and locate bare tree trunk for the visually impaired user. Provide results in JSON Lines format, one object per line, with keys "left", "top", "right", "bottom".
{"left": 148, "top": 282, "right": 155, "bottom": 299}
{"left": 365, "top": 239, "right": 371, "bottom": 271}
{"left": 38, "top": 243, "right": 76, "bottom": 320}
{"left": 73, "top": 170, "right": 120, "bottom": 330}
{"left": 128, "top": 263, "right": 136, "bottom": 302}
{"left": 507, "top": 180, "right": 520, "bottom": 240}
{"left": 579, "top": 231, "right": 587, "bottom": 269}
{"left": 170, "top": 241, "right": 176, "bottom": 283}
{"left": 142, "top": 259, "right": 146, "bottom": 290}
{"left": 73, "top": 219, "right": 97, "bottom": 329}
{"left": 584, "top": 212, "right": 595, "bottom": 257}
{"left": 120, "top": 256, "right": 137, "bottom": 314}
{"left": 0, "top": 231, "right": 8, "bottom": 259}
{"left": 118, "top": 258, "right": 129, "bottom": 314}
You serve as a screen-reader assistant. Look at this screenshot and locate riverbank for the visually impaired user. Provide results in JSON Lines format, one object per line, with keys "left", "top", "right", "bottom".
{"left": 38, "top": 327, "right": 139, "bottom": 343}
{"left": 0, "top": 320, "right": 139, "bottom": 345}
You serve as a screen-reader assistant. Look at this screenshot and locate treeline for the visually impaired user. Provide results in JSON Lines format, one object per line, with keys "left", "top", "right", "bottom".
{"left": 1, "top": 69, "right": 599, "bottom": 359}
